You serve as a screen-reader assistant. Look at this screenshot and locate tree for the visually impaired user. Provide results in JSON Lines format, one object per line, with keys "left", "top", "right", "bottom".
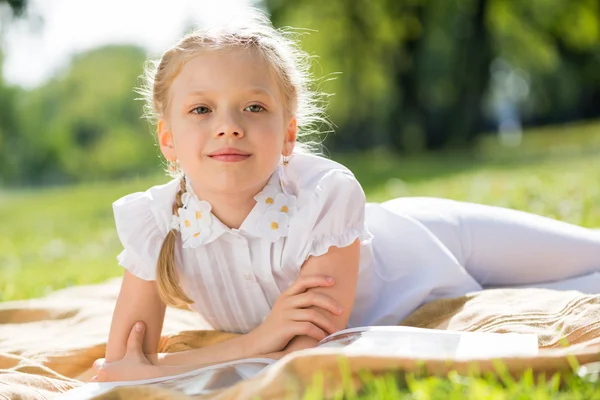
{"left": 266, "top": 0, "right": 496, "bottom": 151}
{"left": 4, "top": 45, "right": 158, "bottom": 184}
{"left": 265, "top": 0, "right": 600, "bottom": 152}
{"left": 0, "top": 51, "right": 21, "bottom": 183}
{"left": 488, "top": 0, "right": 600, "bottom": 125}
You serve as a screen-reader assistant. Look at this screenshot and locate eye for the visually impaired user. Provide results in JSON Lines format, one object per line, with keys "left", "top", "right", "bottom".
{"left": 244, "top": 104, "right": 266, "bottom": 113}
{"left": 191, "top": 106, "right": 210, "bottom": 115}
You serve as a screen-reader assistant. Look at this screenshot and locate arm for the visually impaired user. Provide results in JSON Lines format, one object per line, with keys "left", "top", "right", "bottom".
{"left": 106, "top": 270, "right": 257, "bottom": 366}
{"left": 105, "top": 270, "right": 166, "bottom": 362}
{"left": 152, "top": 336, "right": 256, "bottom": 366}
{"left": 95, "top": 273, "right": 342, "bottom": 382}
{"left": 154, "top": 262, "right": 352, "bottom": 365}
{"left": 154, "top": 243, "right": 360, "bottom": 366}
{"left": 97, "top": 270, "right": 259, "bottom": 382}
{"left": 284, "top": 239, "right": 360, "bottom": 353}
{"left": 97, "top": 318, "right": 264, "bottom": 382}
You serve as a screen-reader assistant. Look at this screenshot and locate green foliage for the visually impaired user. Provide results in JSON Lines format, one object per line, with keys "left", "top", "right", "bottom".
{"left": 0, "top": 52, "right": 21, "bottom": 181}
{"left": 266, "top": 0, "right": 600, "bottom": 150}
{"left": 1, "top": 2, "right": 600, "bottom": 183}
{"left": 1, "top": 45, "right": 159, "bottom": 185}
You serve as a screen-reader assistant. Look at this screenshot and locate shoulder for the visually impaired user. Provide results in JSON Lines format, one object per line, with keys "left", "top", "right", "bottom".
{"left": 113, "top": 178, "right": 181, "bottom": 236}
{"left": 283, "top": 153, "right": 371, "bottom": 262}
{"left": 112, "top": 179, "right": 181, "bottom": 281}
{"left": 283, "top": 153, "right": 362, "bottom": 202}
{"left": 284, "top": 153, "right": 367, "bottom": 224}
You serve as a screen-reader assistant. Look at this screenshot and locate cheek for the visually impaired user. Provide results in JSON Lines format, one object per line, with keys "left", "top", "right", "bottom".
{"left": 171, "top": 126, "right": 209, "bottom": 160}
{"left": 255, "top": 116, "right": 286, "bottom": 140}
{"left": 254, "top": 127, "right": 284, "bottom": 153}
{"left": 262, "top": 138, "right": 285, "bottom": 168}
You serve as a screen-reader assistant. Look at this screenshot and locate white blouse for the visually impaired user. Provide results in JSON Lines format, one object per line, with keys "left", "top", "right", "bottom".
{"left": 114, "top": 153, "right": 482, "bottom": 333}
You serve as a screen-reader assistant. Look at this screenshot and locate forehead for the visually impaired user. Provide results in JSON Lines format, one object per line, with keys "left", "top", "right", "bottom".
{"left": 171, "top": 47, "right": 282, "bottom": 100}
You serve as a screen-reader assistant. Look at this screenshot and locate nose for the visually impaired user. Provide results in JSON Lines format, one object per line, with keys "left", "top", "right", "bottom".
{"left": 215, "top": 112, "right": 244, "bottom": 138}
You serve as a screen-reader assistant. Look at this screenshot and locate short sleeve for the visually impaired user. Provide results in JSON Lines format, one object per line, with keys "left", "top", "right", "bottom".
{"left": 302, "top": 170, "right": 373, "bottom": 259}
{"left": 113, "top": 191, "right": 169, "bottom": 281}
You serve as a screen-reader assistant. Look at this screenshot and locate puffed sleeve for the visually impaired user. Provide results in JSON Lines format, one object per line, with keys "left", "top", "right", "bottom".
{"left": 112, "top": 181, "right": 178, "bottom": 281}
{"left": 298, "top": 170, "right": 373, "bottom": 260}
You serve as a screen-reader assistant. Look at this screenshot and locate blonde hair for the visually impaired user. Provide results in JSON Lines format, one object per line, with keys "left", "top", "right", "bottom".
{"left": 138, "top": 9, "right": 329, "bottom": 307}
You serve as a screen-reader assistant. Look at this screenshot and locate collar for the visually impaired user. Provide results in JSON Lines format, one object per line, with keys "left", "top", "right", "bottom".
{"left": 172, "top": 166, "right": 298, "bottom": 248}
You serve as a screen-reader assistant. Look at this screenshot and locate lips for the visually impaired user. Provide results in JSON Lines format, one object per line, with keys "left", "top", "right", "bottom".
{"left": 208, "top": 148, "right": 251, "bottom": 162}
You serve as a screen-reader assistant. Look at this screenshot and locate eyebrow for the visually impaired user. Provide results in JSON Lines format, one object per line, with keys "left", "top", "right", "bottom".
{"left": 184, "top": 87, "right": 276, "bottom": 100}
{"left": 246, "top": 87, "right": 275, "bottom": 99}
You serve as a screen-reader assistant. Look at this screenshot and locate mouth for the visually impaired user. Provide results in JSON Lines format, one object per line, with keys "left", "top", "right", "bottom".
{"left": 208, "top": 148, "right": 251, "bottom": 162}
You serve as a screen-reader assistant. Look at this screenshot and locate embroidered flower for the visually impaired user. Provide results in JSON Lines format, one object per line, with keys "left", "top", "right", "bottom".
{"left": 260, "top": 210, "right": 290, "bottom": 242}
{"left": 254, "top": 185, "right": 281, "bottom": 208}
{"left": 272, "top": 193, "right": 297, "bottom": 218}
{"left": 178, "top": 200, "right": 213, "bottom": 248}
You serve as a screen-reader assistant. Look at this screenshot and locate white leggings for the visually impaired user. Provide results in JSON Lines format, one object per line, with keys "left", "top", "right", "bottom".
{"left": 383, "top": 197, "right": 600, "bottom": 293}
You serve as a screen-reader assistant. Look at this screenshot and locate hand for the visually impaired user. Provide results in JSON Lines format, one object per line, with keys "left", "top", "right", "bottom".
{"left": 92, "top": 322, "right": 158, "bottom": 382}
{"left": 246, "top": 274, "right": 343, "bottom": 355}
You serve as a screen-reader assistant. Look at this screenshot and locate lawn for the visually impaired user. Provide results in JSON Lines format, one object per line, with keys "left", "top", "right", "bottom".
{"left": 2, "top": 120, "right": 600, "bottom": 398}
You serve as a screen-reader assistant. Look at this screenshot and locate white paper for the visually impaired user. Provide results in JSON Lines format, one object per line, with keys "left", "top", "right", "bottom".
{"left": 319, "top": 326, "right": 538, "bottom": 359}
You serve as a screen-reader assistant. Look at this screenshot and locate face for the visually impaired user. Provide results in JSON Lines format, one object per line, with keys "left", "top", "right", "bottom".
{"left": 158, "top": 48, "right": 296, "bottom": 197}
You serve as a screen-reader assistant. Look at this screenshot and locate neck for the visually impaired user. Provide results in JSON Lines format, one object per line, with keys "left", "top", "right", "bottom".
{"left": 189, "top": 180, "right": 268, "bottom": 229}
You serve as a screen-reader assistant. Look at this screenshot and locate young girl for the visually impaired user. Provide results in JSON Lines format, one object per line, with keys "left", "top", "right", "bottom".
{"left": 93, "top": 11, "right": 600, "bottom": 382}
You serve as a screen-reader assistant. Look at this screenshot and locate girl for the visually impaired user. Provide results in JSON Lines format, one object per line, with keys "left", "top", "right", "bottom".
{"left": 93, "top": 11, "right": 600, "bottom": 382}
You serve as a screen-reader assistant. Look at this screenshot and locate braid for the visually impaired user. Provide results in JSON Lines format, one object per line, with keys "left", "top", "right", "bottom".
{"left": 156, "top": 177, "right": 194, "bottom": 308}
{"left": 173, "top": 177, "right": 186, "bottom": 216}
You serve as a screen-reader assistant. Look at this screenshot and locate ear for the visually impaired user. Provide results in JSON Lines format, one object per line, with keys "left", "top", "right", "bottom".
{"left": 158, "top": 119, "right": 176, "bottom": 160}
{"left": 282, "top": 117, "right": 297, "bottom": 156}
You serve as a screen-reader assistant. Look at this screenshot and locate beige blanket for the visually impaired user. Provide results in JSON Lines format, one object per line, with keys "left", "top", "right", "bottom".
{"left": 2, "top": 279, "right": 600, "bottom": 400}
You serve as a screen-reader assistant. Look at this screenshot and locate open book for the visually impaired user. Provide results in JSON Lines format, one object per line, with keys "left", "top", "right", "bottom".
{"left": 60, "top": 326, "right": 538, "bottom": 399}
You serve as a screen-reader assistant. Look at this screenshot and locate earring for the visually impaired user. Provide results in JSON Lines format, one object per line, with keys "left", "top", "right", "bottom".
{"left": 168, "top": 159, "right": 179, "bottom": 173}
{"left": 282, "top": 155, "right": 290, "bottom": 166}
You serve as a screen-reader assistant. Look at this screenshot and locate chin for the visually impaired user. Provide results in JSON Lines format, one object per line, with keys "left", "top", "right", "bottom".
{"left": 214, "top": 176, "right": 255, "bottom": 193}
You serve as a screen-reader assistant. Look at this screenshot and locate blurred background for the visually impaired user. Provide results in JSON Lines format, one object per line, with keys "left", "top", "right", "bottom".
{"left": 1, "top": 0, "right": 600, "bottom": 300}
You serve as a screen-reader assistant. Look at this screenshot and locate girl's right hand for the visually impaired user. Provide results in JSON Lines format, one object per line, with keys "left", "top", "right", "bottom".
{"left": 245, "top": 275, "right": 344, "bottom": 355}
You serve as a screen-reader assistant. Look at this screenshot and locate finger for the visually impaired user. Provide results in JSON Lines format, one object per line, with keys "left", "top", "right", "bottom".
{"left": 95, "top": 367, "right": 108, "bottom": 382}
{"left": 284, "top": 275, "right": 335, "bottom": 297}
{"left": 291, "top": 309, "right": 339, "bottom": 335}
{"left": 291, "top": 322, "right": 328, "bottom": 342}
{"left": 92, "top": 358, "right": 105, "bottom": 371}
{"left": 290, "top": 292, "right": 344, "bottom": 316}
{"left": 126, "top": 322, "right": 145, "bottom": 356}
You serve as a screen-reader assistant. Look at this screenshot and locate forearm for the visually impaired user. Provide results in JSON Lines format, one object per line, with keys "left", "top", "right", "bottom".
{"left": 299, "top": 240, "right": 359, "bottom": 333}
{"left": 284, "top": 335, "right": 319, "bottom": 353}
{"left": 234, "top": 336, "right": 318, "bottom": 366}
{"left": 150, "top": 333, "right": 258, "bottom": 367}
{"left": 139, "top": 334, "right": 278, "bottom": 380}
{"left": 154, "top": 334, "right": 318, "bottom": 369}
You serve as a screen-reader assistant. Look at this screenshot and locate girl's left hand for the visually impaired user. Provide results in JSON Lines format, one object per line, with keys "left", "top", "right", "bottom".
{"left": 92, "top": 322, "right": 158, "bottom": 382}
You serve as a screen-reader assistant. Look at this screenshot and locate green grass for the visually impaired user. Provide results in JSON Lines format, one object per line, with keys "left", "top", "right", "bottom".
{"left": 301, "top": 367, "right": 600, "bottom": 399}
{"left": 2, "top": 120, "right": 600, "bottom": 398}
{"left": 0, "top": 175, "right": 164, "bottom": 301}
